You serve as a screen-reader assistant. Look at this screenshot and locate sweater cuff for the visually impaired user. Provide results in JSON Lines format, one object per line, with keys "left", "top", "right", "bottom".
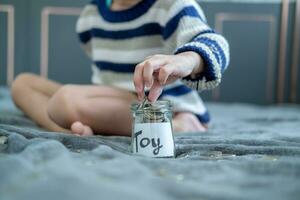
{"left": 174, "top": 43, "right": 222, "bottom": 90}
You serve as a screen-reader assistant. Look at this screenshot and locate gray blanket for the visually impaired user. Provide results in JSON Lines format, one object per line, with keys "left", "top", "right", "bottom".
{"left": 0, "top": 87, "right": 300, "bottom": 200}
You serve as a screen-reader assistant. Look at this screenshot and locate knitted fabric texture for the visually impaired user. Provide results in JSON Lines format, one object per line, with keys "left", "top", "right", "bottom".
{"left": 76, "top": 0, "right": 230, "bottom": 123}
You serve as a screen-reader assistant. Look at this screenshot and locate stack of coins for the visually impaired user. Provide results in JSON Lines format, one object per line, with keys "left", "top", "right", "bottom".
{"left": 137, "top": 97, "right": 167, "bottom": 123}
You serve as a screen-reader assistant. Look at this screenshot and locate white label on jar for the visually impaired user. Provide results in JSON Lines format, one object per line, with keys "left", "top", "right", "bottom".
{"left": 132, "top": 122, "right": 174, "bottom": 157}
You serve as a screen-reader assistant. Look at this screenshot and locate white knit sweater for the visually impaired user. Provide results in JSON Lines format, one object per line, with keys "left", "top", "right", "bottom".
{"left": 76, "top": 0, "right": 230, "bottom": 123}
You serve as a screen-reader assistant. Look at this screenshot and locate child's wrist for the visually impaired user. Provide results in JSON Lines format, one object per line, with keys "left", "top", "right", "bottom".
{"left": 177, "top": 51, "right": 204, "bottom": 78}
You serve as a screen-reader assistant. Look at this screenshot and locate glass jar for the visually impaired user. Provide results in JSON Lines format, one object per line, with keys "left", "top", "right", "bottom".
{"left": 131, "top": 100, "right": 175, "bottom": 158}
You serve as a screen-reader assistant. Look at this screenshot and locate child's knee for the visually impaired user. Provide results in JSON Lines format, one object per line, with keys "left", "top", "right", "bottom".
{"left": 47, "top": 85, "right": 82, "bottom": 128}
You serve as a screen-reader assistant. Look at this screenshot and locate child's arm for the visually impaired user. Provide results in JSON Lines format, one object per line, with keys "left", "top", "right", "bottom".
{"left": 133, "top": 51, "right": 205, "bottom": 102}
{"left": 134, "top": 0, "right": 230, "bottom": 102}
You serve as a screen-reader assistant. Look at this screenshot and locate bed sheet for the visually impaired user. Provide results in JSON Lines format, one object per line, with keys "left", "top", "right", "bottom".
{"left": 0, "top": 87, "right": 300, "bottom": 200}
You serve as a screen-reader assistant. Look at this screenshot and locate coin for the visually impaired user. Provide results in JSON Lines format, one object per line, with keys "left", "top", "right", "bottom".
{"left": 137, "top": 96, "right": 148, "bottom": 110}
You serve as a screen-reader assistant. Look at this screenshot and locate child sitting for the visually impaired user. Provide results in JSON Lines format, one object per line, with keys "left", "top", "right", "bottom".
{"left": 11, "top": 0, "right": 229, "bottom": 136}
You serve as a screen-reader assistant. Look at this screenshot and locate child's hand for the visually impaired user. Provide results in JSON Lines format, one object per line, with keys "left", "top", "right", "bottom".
{"left": 133, "top": 51, "right": 204, "bottom": 102}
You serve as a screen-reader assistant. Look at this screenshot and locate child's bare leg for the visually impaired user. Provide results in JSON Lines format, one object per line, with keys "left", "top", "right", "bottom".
{"left": 47, "top": 85, "right": 208, "bottom": 136}
{"left": 11, "top": 74, "right": 207, "bottom": 136}
{"left": 11, "top": 73, "right": 70, "bottom": 133}
{"left": 72, "top": 97, "right": 135, "bottom": 136}
{"left": 173, "top": 112, "right": 208, "bottom": 133}
{"left": 47, "top": 85, "right": 138, "bottom": 136}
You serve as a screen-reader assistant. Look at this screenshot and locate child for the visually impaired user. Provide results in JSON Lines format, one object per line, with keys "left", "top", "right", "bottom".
{"left": 11, "top": 0, "right": 229, "bottom": 136}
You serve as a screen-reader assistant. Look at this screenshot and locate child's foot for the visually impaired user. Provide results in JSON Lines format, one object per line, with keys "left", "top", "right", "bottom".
{"left": 71, "top": 121, "right": 94, "bottom": 136}
{"left": 173, "top": 112, "right": 207, "bottom": 133}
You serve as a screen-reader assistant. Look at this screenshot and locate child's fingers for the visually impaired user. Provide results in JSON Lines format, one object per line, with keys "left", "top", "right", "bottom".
{"left": 135, "top": 57, "right": 166, "bottom": 95}
{"left": 148, "top": 81, "right": 163, "bottom": 102}
{"left": 158, "top": 64, "right": 174, "bottom": 85}
{"left": 133, "top": 63, "right": 145, "bottom": 100}
{"left": 142, "top": 61, "right": 155, "bottom": 88}
{"left": 141, "top": 58, "right": 167, "bottom": 88}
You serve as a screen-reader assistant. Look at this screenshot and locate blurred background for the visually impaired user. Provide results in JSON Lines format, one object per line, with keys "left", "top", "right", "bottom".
{"left": 0, "top": 0, "right": 299, "bottom": 104}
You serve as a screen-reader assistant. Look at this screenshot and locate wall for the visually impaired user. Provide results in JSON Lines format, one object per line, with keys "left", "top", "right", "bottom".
{"left": 0, "top": 0, "right": 299, "bottom": 104}
{"left": 0, "top": 0, "right": 91, "bottom": 86}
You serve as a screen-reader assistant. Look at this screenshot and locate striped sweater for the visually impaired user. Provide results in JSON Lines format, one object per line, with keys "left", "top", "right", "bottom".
{"left": 76, "top": 0, "right": 230, "bottom": 123}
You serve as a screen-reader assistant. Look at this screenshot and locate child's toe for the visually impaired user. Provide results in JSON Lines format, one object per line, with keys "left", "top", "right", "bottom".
{"left": 71, "top": 121, "right": 85, "bottom": 135}
{"left": 82, "top": 125, "right": 94, "bottom": 136}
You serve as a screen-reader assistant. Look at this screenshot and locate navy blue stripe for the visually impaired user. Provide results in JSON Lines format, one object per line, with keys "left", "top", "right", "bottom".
{"left": 96, "top": 0, "right": 156, "bottom": 22}
{"left": 78, "top": 24, "right": 161, "bottom": 42}
{"left": 78, "top": 6, "right": 206, "bottom": 42}
{"left": 195, "top": 111, "right": 210, "bottom": 124}
{"left": 95, "top": 61, "right": 136, "bottom": 73}
{"left": 192, "top": 29, "right": 216, "bottom": 37}
{"left": 160, "top": 85, "right": 193, "bottom": 97}
{"left": 163, "top": 6, "right": 205, "bottom": 39}
{"left": 90, "top": 0, "right": 97, "bottom": 5}
{"left": 93, "top": 23, "right": 162, "bottom": 39}
{"left": 185, "top": 29, "right": 216, "bottom": 45}
{"left": 194, "top": 37, "right": 227, "bottom": 73}
{"left": 175, "top": 45, "right": 217, "bottom": 82}
{"left": 195, "top": 38, "right": 221, "bottom": 65}
{"left": 90, "top": 0, "right": 98, "bottom": 5}
{"left": 79, "top": 31, "right": 91, "bottom": 43}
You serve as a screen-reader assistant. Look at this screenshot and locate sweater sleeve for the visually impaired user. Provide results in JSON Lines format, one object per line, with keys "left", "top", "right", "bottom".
{"left": 164, "top": 0, "right": 230, "bottom": 90}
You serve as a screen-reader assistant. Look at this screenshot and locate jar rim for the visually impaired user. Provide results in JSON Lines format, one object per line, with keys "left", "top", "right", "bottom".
{"left": 131, "top": 100, "right": 172, "bottom": 113}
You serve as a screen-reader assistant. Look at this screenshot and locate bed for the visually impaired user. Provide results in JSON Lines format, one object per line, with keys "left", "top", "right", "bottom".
{"left": 0, "top": 86, "right": 300, "bottom": 200}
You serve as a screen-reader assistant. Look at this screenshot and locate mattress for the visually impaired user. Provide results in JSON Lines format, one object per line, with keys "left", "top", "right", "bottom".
{"left": 0, "top": 86, "right": 299, "bottom": 200}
